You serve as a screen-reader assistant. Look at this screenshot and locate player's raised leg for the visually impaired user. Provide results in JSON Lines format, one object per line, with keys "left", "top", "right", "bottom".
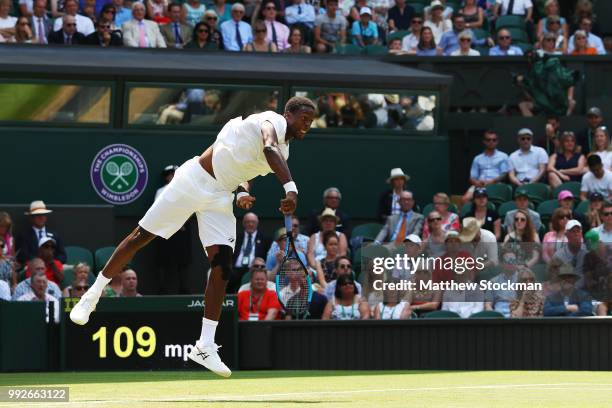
{"left": 187, "top": 244, "right": 232, "bottom": 377}
{"left": 70, "top": 226, "right": 156, "bottom": 325}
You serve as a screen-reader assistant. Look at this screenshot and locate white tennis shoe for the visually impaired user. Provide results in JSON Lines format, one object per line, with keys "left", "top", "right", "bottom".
{"left": 187, "top": 341, "right": 232, "bottom": 378}
{"left": 69, "top": 290, "right": 101, "bottom": 325}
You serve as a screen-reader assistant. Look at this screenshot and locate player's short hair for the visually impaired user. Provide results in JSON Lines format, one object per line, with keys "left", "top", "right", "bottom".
{"left": 284, "top": 96, "right": 316, "bottom": 114}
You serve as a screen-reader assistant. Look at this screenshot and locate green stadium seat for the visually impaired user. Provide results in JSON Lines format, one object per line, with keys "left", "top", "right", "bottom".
{"left": 486, "top": 183, "right": 513, "bottom": 206}
{"left": 520, "top": 182, "right": 550, "bottom": 205}
{"left": 475, "top": 46, "right": 489, "bottom": 56}
{"left": 552, "top": 181, "right": 581, "bottom": 201}
{"left": 497, "top": 201, "right": 517, "bottom": 219}
{"left": 469, "top": 310, "right": 505, "bottom": 318}
{"left": 363, "top": 44, "right": 388, "bottom": 55}
{"left": 65, "top": 246, "right": 94, "bottom": 268}
{"left": 505, "top": 28, "right": 529, "bottom": 43}
{"left": 471, "top": 28, "right": 489, "bottom": 40}
{"left": 537, "top": 199, "right": 559, "bottom": 227}
{"left": 495, "top": 15, "right": 526, "bottom": 31}
{"left": 575, "top": 200, "right": 590, "bottom": 215}
{"left": 334, "top": 44, "right": 363, "bottom": 55}
{"left": 446, "top": 1, "right": 460, "bottom": 12}
{"left": 352, "top": 247, "right": 362, "bottom": 277}
{"left": 240, "top": 271, "right": 251, "bottom": 286}
{"left": 423, "top": 310, "right": 461, "bottom": 318}
{"left": 387, "top": 30, "right": 410, "bottom": 42}
{"left": 422, "top": 203, "right": 458, "bottom": 217}
{"left": 460, "top": 202, "right": 496, "bottom": 218}
{"left": 351, "top": 223, "right": 383, "bottom": 241}
{"left": 94, "top": 246, "right": 116, "bottom": 272}
{"left": 514, "top": 41, "right": 534, "bottom": 54}
{"left": 407, "top": 3, "right": 425, "bottom": 15}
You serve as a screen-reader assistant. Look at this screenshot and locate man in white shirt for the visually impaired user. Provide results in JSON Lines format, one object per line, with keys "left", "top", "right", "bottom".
{"left": 568, "top": 17, "right": 606, "bottom": 55}
{"left": 580, "top": 155, "right": 612, "bottom": 201}
{"left": 592, "top": 202, "right": 612, "bottom": 243}
{"left": 52, "top": 0, "right": 94, "bottom": 35}
{"left": 508, "top": 128, "right": 548, "bottom": 186}
{"left": 17, "top": 272, "right": 60, "bottom": 323}
{"left": 285, "top": 0, "right": 316, "bottom": 30}
{"left": 401, "top": 15, "right": 422, "bottom": 53}
{"left": 494, "top": 0, "right": 532, "bottom": 22}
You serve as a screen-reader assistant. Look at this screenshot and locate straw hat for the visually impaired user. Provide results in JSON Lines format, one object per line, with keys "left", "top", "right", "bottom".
{"left": 318, "top": 208, "right": 339, "bottom": 222}
{"left": 386, "top": 168, "right": 410, "bottom": 183}
{"left": 25, "top": 200, "right": 53, "bottom": 215}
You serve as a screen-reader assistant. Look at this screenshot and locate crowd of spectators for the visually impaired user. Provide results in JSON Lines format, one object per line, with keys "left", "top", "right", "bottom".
{"left": 0, "top": 0, "right": 609, "bottom": 55}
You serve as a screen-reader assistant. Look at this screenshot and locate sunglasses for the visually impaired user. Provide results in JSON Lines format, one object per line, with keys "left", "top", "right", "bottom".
{"left": 521, "top": 278, "right": 535, "bottom": 283}
{"left": 548, "top": 21, "right": 560, "bottom": 25}
{"left": 520, "top": 136, "right": 532, "bottom": 141}
{"left": 100, "top": 24, "right": 111, "bottom": 28}
{"left": 485, "top": 138, "right": 498, "bottom": 142}
{"left": 265, "top": 6, "right": 276, "bottom": 9}
{"left": 255, "top": 29, "right": 266, "bottom": 33}
{"left": 342, "top": 282, "right": 355, "bottom": 286}
{"left": 544, "top": 38, "right": 555, "bottom": 42}
{"left": 498, "top": 36, "right": 510, "bottom": 40}
{"left": 206, "top": 16, "right": 218, "bottom": 20}
{"left": 338, "top": 264, "right": 352, "bottom": 269}
{"left": 460, "top": 38, "right": 471, "bottom": 42}
{"left": 198, "top": 29, "right": 209, "bottom": 33}
{"left": 603, "top": 212, "right": 612, "bottom": 217}
{"left": 252, "top": 264, "right": 266, "bottom": 269}
{"left": 412, "top": 20, "right": 423, "bottom": 24}
{"left": 65, "top": 23, "right": 77, "bottom": 26}
{"left": 0, "top": 243, "right": 4, "bottom": 248}
{"left": 429, "top": 217, "right": 442, "bottom": 222}
{"left": 515, "top": 217, "right": 527, "bottom": 222}
{"left": 75, "top": 285, "right": 89, "bottom": 290}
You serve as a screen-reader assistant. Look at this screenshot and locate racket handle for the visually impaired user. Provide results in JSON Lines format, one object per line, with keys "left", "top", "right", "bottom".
{"left": 284, "top": 214, "right": 292, "bottom": 233}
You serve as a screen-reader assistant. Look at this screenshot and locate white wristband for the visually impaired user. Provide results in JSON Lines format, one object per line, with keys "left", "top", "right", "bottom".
{"left": 283, "top": 181, "right": 298, "bottom": 195}
{"left": 236, "top": 192, "right": 249, "bottom": 201}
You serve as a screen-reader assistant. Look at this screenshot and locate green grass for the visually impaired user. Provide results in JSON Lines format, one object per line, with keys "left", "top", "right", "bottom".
{"left": 1, "top": 370, "right": 611, "bottom": 407}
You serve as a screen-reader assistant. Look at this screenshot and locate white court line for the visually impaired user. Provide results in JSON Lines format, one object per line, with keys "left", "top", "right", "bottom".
{"left": 1, "top": 382, "right": 611, "bottom": 407}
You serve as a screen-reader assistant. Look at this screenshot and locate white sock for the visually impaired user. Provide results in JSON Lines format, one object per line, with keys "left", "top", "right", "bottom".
{"left": 199, "top": 317, "right": 218, "bottom": 346}
{"left": 90, "top": 273, "right": 111, "bottom": 296}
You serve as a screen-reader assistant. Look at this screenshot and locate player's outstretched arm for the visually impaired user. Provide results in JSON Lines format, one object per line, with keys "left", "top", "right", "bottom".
{"left": 236, "top": 179, "right": 256, "bottom": 209}
{"left": 261, "top": 121, "right": 298, "bottom": 215}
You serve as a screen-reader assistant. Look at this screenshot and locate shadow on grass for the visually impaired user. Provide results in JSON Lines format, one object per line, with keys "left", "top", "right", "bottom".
{"left": 0, "top": 370, "right": 466, "bottom": 386}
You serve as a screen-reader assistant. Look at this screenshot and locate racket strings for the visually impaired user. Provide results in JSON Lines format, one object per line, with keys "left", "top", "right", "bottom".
{"left": 279, "top": 258, "right": 309, "bottom": 316}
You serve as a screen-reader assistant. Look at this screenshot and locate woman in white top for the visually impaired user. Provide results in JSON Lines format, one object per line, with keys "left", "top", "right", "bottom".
{"left": 424, "top": 1, "right": 451, "bottom": 44}
{"left": 307, "top": 208, "right": 347, "bottom": 268}
{"left": 450, "top": 30, "right": 480, "bottom": 56}
{"left": 322, "top": 275, "right": 369, "bottom": 320}
{"left": 373, "top": 290, "right": 411, "bottom": 320}
{"left": 588, "top": 126, "right": 611, "bottom": 171}
{"left": 0, "top": 0, "right": 17, "bottom": 40}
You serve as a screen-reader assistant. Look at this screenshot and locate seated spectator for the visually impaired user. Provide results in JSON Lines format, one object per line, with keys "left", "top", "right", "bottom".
{"left": 388, "top": 37, "right": 404, "bottom": 54}
{"left": 460, "top": 217, "right": 499, "bottom": 267}
{"left": 542, "top": 256, "right": 562, "bottom": 297}
{"left": 266, "top": 218, "right": 309, "bottom": 268}
{"left": 484, "top": 249, "right": 520, "bottom": 317}
{"left": 351, "top": 7, "right": 379, "bottom": 47}
{"left": 63, "top": 277, "right": 89, "bottom": 299}
{"left": 552, "top": 220, "right": 587, "bottom": 287}
{"left": 16, "top": 272, "right": 60, "bottom": 323}
{"left": 433, "top": 230, "right": 474, "bottom": 282}
{"left": 315, "top": 231, "right": 340, "bottom": 289}
{"left": 183, "top": 0, "right": 205, "bottom": 27}
{"left": 489, "top": 28, "right": 523, "bottom": 56}
{"left": 580, "top": 155, "right": 612, "bottom": 201}
{"left": 186, "top": 22, "right": 217, "bottom": 50}
{"left": 238, "top": 258, "right": 275, "bottom": 293}
{"left": 543, "top": 264, "right": 592, "bottom": 316}
{"left": 25, "top": 237, "right": 63, "bottom": 285}
{"left": 62, "top": 262, "right": 91, "bottom": 297}
{"left": 387, "top": 0, "right": 414, "bottom": 32}
{"left": 285, "top": 0, "right": 315, "bottom": 35}
{"left": 12, "top": 17, "right": 34, "bottom": 43}
{"left": 570, "top": 29, "right": 597, "bottom": 55}
{"left": 503, "top": 188, "right": 542, "bottom": 233}
{"left": 438, "top": 13, "right": 490, "bottom": 56}
{"left": 220, "top": 3, "right": 251, "bottom": 51}
{"left": 536, "top": 114, "right": 561, "bottom": 154}
{"left": 537, "top": 30, "right": 563, "bottom": 56}
{"left": 557, "top": 190, "right": 589, "bottom": 231}
{"left": 211, "top": 0, "right": 231, "bottom": 25}
{"left": 103, "top": 271, "right": 122, "bottom": 297}
{"left": 322, "top": 274, "right": 369, "bottom": 320}
{"left": 119, "top": 268, "right": 142, "bottom": 297}
{"left": 462, "top": 130, "right": 509, "bottom": 202}
{"left": 122, "top": 2, "right": 167, "bottom": 48}
{"left": 237, "top": 266, "right": 280, "bottom": 320}
{"left": 0, "top": 0, "right": 17, "bottom": 41}
{"left": 12, "top": 258, "right": 62, "bottom": 300}
{"left": 307, "top": 208, "right": 348, "bottom": 268}
{"left": 542, "top": 207, "right": 570, "bottom": 263}
{"left": 577, "top": 107, "right": 605, "bottom": 155}
{"left": 588, "top": 127, "right": 611, "bottom": 171}
{"left": 323, "top": 256, "right": 362, "bottom": 300}
{"left": 440, "top": 268, "right": 484, "bottom": 317}
{"left": 509, "top": 267, "right": 544, "bottom": 317}
{"left": 85, "top": 18, "right": 123, "bottom": 46}
{"left": 97, "top": 4, "right": 118, "bottom": 31}
{"left": 0, "top": 211, "right": 14, "bottom": 258}
{"left": 112, "top": 0, "right": 133, "bottom": 29}
{"left": 508, "top": 128, "right": 548, "bottom": 186}
{"left": 314, "top": 0, "right": 346, "bottom": 53}
{"left": 28, "top": 0, "right": 51, "bottom": 44}
{"left": 52, "top": 0, "right": 94, "bottom": 35}
{"left": 585, "top": 192, "right": 604, "bottom": 228}
{"left": 282, "top": 26, "right": 311, "bottom": 53}
{"left": 407, "top": 268, "right": 441, "bottom": 316}
{"left": 268, "top": 250, "right": 310, "bottom": 285}
{"left": 424, "top": 0, "right": 450, "bottom": 44}
{"left": 378, "top": 167, "right": 410, "bottom": 222}
{"left": 244, "top": 20, "right": 278, "bottom": 52}
{"left": 596, "top": 277, "right": 612, "bottom": 316}
{"left": 568, "top": 17, "right": 605, "bottom": 55}
{"left": 422, "top": 192, "right": 460, "bottom": 239}
{"left": 401, "top": 14, "right": 422, "bottom": 54}
{"left": 258, "top": 1, "right": 289, "bottom": 50}
{"left": 160, "top": 3, "right": 191, "bottom": 49}
{"left": 547, "top": 131, "right": 586, "bottom": 188}
{"left": 0, "top": 278, "right": 8, "bottom": 301}
{"left": 502, "top": 209, "right": 540, "bottom": 268}
{"left": 48, "top": 14, "right": 86, "bottom": 44}
{"left": 463, "top": 188, "right": 501, "bottom": 241}
{"left": 0, "top": 236, "right": 14, "bottom": 288}
{"left": 494, "top": 0, "right": 532, "bottom": 24}
{"left": 147, "top": 0, "right": 170, "bottom": 24}
{"left": 416, "top": 25, "right": 437, "bottom": 55}
{"left": 375, "top": 191, "right": 424, "bottom": 244}
{"left": 537, "top": 0, "right": 566, "bottom": 38}
{"left": 424, "top": 0, "right": 452, "bottom": 20}
{"left": 450, "top": 30, "right": 480, "bottom": 56}
{"left": 591, "top": 201, "right": 612, "bottom": 243}
{"left": 308, "top": 187, "right": 349, "bottom": 234}
{"left": 373, "top": 289, "right": 411, "bottom": 319}
{"left": 459, "top": 0, "right": 484, "bottom": 29}
{"left": 583, "top": 229, "right": 610, "bottom": 299}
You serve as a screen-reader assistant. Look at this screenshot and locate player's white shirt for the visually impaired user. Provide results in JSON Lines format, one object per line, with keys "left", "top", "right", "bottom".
{"left": 212, "top": 111, "right": 289, "bottom": 192}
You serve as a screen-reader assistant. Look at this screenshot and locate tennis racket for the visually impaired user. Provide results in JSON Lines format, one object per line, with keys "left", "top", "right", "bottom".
{"left": 275, "top": 214, "right": 312, "bottom": 319}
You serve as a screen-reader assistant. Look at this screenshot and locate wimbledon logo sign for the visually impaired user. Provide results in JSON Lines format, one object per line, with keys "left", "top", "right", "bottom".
{"left": 90, "top": 144, "right": 148, "bottom": 205}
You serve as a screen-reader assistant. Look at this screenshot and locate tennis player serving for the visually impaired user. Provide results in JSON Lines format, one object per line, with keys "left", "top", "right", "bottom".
{"left": 70, "top": 96, "right": 316, "bottom": 377}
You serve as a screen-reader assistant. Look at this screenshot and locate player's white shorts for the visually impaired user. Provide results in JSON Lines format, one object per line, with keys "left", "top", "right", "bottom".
{"left": 139, "top": 157, "right": 236, "bottom": 250}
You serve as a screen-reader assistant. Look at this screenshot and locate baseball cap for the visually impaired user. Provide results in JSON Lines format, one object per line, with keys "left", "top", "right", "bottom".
{"left": 473, "top": 188, "right": 488, "bottom": 198}
{"left": 589, "top": 191, "right": 604, "bottom": 201}
{"left": 514, "top": 188, "right": 529, "bottom": 198}
{"left": 359, "top": 6, "right": 372, "bottom": 15}
{"left": 517, "top": 128, "right": 534, "bottom": 137}
{"left": 39, "top": 236, "right": 56, "bottom": 248}
{"left": 444, "top": 230, "right": 460, "bottom": 241}
{"left": 587, "top": 107, "right": 602, "bottom": 117}
{"left": 404, "top": 234, "right": 422, "bottom": 244}
{"left": 565, "top": 219, "right": 582, "bottom": 231}
{"left": 557, "top": 190, "right": 574, "bottom": 201}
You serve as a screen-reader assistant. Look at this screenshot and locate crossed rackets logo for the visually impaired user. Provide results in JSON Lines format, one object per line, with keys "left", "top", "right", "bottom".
{"left": 102, "top": 157, "right": 137, "bottom": 192}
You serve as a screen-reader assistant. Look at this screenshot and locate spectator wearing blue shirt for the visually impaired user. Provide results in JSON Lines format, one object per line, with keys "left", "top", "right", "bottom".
{"left": 285, "top": 0, "right": 316, "bottom": 29}
{"left": 489, "top": 28, "right": 523, "bottom": 56}
{"left": 544, "top": 265, "right": 593, "bottom": 316}
{"left": 462, "top": 130, "right": 509, "bottom": 202}
{"left": 351, "top": 7, "right": 378, "bottom": 47}
{"left": 416, "top": 25, "right": 437, "bottom": 55}
{"left": 220, "top": 3, "right": 252, "bottom": 51}
{"left": 112, "top": 0, "right": 132, "bottom": 29}
{"left": 437, "top": 13, "right": 490, "bottom": 55}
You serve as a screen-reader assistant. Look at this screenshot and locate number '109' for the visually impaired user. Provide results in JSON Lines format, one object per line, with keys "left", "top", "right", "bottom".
{"left": 92, "top": 326, "right": 156, "bottom": 358}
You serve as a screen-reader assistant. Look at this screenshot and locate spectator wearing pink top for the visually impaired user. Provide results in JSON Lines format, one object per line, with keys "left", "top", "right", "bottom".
{"left": 542, "top": 207, "right": 570, "bottom": 263}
